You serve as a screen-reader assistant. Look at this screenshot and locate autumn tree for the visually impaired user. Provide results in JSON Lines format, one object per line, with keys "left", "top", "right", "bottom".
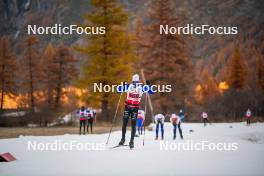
{"left": 256, "top": 52, "right": 264, "bottom": 92}
{"left": 224, "top": 48, "right": 248, "bottom": 120}
{"left": 134, "top": 17, "right": 145, "bottom": 69}
{"left": 141, "top": 0, "right": 194, "bottom": 112}
{"left": 53, "top": 44, "right": 77, "bottom": 109}
{"left": 0, "top": 36, "right": 17, "bottom": 112}
{"left": 20, "top": 36, "right": 40, "bottom": 113}
{"left": 227, "top": 48, "right": 247, "bottom": 90}
{"left": 200, "top": 69, "right": 219, "bottom": 100}
{"left": 75, "top": 0, "right": 136, "bottom": 121}
{"left": 40, "top": 43, "right": 56, "bottom": 109}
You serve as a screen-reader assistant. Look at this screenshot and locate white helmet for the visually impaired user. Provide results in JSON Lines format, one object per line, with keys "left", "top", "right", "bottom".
{"left": 132, "top": 74, "right": 139, "bottom": 82}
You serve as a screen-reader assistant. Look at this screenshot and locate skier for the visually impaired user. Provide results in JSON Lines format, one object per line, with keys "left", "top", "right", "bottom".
{"left": 170, "top": 113, "right": 183, "bottom": 140}
{"left": 93, "top": 110, "right": 97, "bottom": 122}
{"left": 201, "top": 111, "right": 209, "bottom": 126}
{"left": 86, "top": 108, "right": 94, "bottom": 133}
{"left": 137, "top": 109, "right": 145, "bottom": 135}
{"left": 118, "top": 74, "right": 144, "bottom": 149}
{"left": 245, "top": 108, "right": 252, "bottom": 126}
{"left": 77, "top": 106, "right": 86, "bottom": 135}
{"left": 154, "top": 113, "right": 165, "bottom": 140}
{"left": 178, "top": 109, "right": 185, "bottom": 122}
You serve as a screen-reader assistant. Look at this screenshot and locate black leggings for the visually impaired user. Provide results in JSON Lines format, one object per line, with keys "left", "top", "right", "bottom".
{"left": 246, "top": 119, "right": 251, "bottom": 125}
{"left": 156, "top": 121, "right": 164, "bottom": 138}
{"left": 173, "top": 122, "right": 183, "bottom": 138}
{"left": 203, "top": 118, "right": 210, "bottom": 126}
{"left": 121, "top": 106, "right": 138, "bottom": 142}
{"left": 87, "top": 118, "right": 94, "bottom": 133}
{"left": 79, "top": 120, "right": 86, "bottom": 135}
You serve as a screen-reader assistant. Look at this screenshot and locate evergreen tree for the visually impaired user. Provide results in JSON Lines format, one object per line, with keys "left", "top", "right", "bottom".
{"left": 227, "top": 48, "right": 247, "bottom": 90}
{"left": 75, "top": 0, "right": 135, "bottom": 121}
{"left": 141, "top": 0, "right": 193, "bottom": 112}
{"left": 0, "top": 36, "right": 17, "bottom": 112}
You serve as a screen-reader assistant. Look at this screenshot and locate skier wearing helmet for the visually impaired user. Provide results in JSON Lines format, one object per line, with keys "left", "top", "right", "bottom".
{"left": 118, "top": 74, "right": 143, "bottom": 149}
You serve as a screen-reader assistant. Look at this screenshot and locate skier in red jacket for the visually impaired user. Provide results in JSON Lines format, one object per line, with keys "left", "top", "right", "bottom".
{"left": 118, "top": 74, "right": 143, "bottom": 149}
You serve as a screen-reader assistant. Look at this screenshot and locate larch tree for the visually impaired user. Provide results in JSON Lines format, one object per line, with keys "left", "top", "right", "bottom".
{"left": 53, "top": 44, "right": 77, "bottom": 110}
{"left": 141, "top": 0, "right": 194, "bottom": 113}
{"left": 134, "top": 16, "right": 145, "bottom": 69}
{"left": 225, "top": 47, "right": 248, "bottom": 120}
{"left": 227, "top": 48, "right": 247, "bottom": 90}
{"left": 75, "top": 0, "right": 136, "bottom": 121}
{"left": 20, "top": 36, "right": 40, "bottom": 113}
{"left": 0, "top": 36, "right": 17, "bottom": 112}
{"left": 256, "top": 51, "right": 264, "bottom": 93}
{"left": 200, "top": 69, "right": 219, "bottom": 101}
{"left": 40, "top": 43, "right": 57, "bottom": 109}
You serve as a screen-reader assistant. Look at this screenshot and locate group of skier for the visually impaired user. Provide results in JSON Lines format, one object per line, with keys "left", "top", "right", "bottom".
{"left": 201, "top": 108, "right": 253, "bottom": 126}
{"left": 76, "top": 106, "right": 96, "bottom": 135}
{"left": 154, "top": 110, "right": 184, "bottom": 140}
{"left": 76, "top": 73, "right": 254, "bottom": 149}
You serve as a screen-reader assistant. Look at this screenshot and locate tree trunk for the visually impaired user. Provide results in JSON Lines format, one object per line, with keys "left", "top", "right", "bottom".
{"left": 28, "top": 41, "right": 35, "bottom": 113}
{"left": 55, "top": 52, "right": 63, "bottom": 110}
{"left": 0, "top": 89, "right": 4, "bottom": 113}
{"left": 101, "top": 93, "right": 109, "bottom": 121}
{"left": 0, "top": 64, "right": 5, "bottom": 112}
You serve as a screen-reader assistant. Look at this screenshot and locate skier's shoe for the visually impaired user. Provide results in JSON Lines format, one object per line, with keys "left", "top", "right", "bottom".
{"left": 135, "top": 134, "right": 140, "bottom": 137}
{"left": 173, "top": 136, "right": 176, "bottom": 140}
{"left": 155, "top": 137, "right": 158, "bottom": 140}
{"left": 118, "top": 138, "right": 125, "bottom": 146}
{"left": 161, "top": 136, "right": 164, "bottom": 140}
{"left": 181, "top": 136, "right": 183, "bottom": 140}
{"left": 129, "top": 141, "right": 134, "bottom": 149}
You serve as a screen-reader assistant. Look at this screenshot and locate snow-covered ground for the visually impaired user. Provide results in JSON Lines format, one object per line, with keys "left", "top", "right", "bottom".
{"left": 1, "top": 123, "right": 264, "bottom": 176}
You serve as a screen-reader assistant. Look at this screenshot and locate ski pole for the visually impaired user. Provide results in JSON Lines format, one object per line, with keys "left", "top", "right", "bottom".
{"left": 140, "top": 69, "right": 149, "bottom": 146}
{"left": 106, "top": 92, "right": 123, "bottom": 145}
{"left": 142, "top": 92, "right": 148, "bottom": 146}
{"left": 141, "top": 69, "right": 154, "bottom": 123}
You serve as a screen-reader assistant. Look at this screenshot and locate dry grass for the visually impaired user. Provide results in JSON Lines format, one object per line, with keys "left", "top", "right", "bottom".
{"left": 0, "top": 124, "right": 121, "bottom": 139}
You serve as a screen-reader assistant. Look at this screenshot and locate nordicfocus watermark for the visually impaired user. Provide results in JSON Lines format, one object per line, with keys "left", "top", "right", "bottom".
{"left": 27, "top": 140, "right": 106, "bottom": 151}
{"left": 160, "top": 140, "right": 239, "bottom": 151}
{"left": 27, "top": 24, "right": 106, "bottom": 35}
{"left": 93, "top": 82, "right": 172, "bottom": 93}
{"left": 160, "top": 24, "right": 238, "bottom": 35}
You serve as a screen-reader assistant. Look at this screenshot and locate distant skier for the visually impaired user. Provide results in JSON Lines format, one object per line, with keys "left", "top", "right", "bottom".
{"left": 201, "top": 112, "right": 209, "bottom": 126}
{"left": 170, "top": 113, "right": 183, "bottom": 140}
{"left": 77, "top": 106, "right": 86, "bottom": 135}
{"left": 178, "top": 109, "right": 185, "bottom": 122}
{"left": 86, "top": 108, "right": 94, "bottom": 133}
{"left": 154, "top": 113, "right": 165, "bottom": 140}
{"left": 118, "top": 74, "right": 143, "bottom": 149}
{"left": 137, "top": 110, "right": 145, "bottom": 135}
{"left": 245, "top": 109, "right": 252, "bottom": 126}
{"left": 93, "top": 110, "right": 97, "bottom": 122}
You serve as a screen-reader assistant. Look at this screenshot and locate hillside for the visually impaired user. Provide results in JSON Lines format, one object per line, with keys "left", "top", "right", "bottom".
{"left": 1, "top": 0, "right": 263, "bottom": 78}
